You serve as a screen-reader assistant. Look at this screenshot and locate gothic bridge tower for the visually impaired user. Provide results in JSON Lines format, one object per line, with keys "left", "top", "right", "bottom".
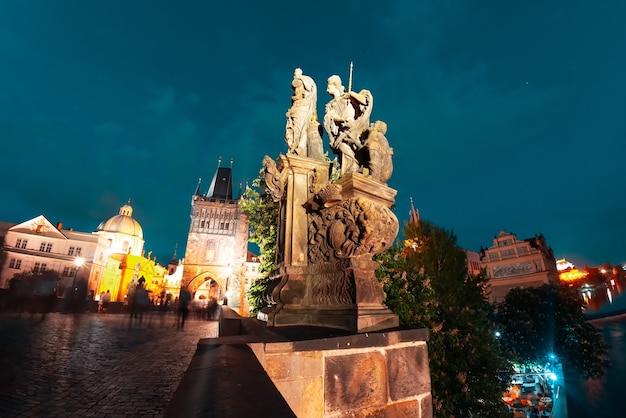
{"left": 182, "top": 157, "right": 249, "bottom": 312}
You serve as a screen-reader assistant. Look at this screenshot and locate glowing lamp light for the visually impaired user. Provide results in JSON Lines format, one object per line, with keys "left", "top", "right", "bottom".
{"left": 549, "top": 373, "right": 557, "bottom": 381}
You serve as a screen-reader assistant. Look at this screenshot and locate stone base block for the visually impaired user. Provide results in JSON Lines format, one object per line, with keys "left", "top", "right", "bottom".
{"left": 264, "top": 305, "right": 399, "bottom": 333}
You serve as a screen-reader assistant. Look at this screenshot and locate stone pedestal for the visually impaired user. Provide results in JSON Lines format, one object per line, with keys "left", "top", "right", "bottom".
{"left": 266, "top": 259, "right": 398, "bottom": 333}
{"left": 337, "top": 172, "right": 397, "bottom": 207}
{"left": 277, "top": 154, "right": 330, "bottom": 266}
{"left": 265, "top": 169, "right": 400, "bottom": 333}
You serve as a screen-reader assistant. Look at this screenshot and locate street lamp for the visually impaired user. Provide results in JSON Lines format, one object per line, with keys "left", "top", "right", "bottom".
{"left": 223, "top": 266, "right": 232, "bottom": 306}
{"left": 68, "top": 257, "right": 85, "bottom": 313}
{"left": 72, "top": 257, "right": 85, "bottom": 291}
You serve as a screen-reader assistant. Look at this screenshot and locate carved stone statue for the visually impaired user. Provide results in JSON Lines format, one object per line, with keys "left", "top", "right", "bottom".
{"left": 361, "top": 120, "right": 393, "bottom": 183}
{"left": 285, "top": 68, "right": 318, "bottom": 157}
{"left": 323, "top": 75, "right": 373, "bottom": 175}
{"left": 262, "top": 68, "right": 400, "bottom": 333}
{"left": 262, "top": 155, "right": 283, "bottom": 202}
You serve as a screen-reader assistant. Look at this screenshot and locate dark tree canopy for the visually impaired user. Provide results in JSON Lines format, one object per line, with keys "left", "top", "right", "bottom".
{"left": 376, "top": 220, "right": 511, "bottom": 418}
{"left": 240, "top": 173, "right": 279, "bottom": 315}
{"left": 495, "top": 283, "right": 610, "bottom": 380}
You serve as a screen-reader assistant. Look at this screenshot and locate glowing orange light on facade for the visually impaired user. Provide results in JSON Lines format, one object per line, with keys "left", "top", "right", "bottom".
{"left": 559, "top": 269, "right": 588, "bottom": 282}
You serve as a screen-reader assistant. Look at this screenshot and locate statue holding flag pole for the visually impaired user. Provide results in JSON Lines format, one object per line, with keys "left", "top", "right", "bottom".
{"left": 323, "top": 62, "right": 374, "bottom": 175}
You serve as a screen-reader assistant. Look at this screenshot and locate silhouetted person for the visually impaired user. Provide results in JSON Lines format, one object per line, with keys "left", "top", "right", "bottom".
{"left": 38, "top": 277, "right": 57, "bottom": 322}
{"left": 129, "top": 277, "right": 149, "bottom": 325}
{"left": 177, "top": 285, "right": 192, "bottom": 330}
{"left": 101, "top": 290, "right": 111, "bottom": 313}
{"left": 134, "top": 283, "right": 149, "bottom": 324}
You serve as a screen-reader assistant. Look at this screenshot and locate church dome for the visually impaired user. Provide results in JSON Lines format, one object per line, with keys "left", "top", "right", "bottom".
{"left": 96, "top": 202, "right": 143, "bottom": 238}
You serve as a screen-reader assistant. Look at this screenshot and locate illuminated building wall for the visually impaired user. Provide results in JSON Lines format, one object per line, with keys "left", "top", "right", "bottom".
{"left": 0, "top": 203, "right": 165, "bottom": 303}
{"left": 480, "top": 230, "right": 559, "bottom": 303}
{"left": 0, "top": 215, "right": 108, "bottom": 293}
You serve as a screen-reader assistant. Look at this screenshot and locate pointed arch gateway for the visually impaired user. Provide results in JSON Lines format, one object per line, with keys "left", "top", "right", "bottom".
{"left": 186, "top": 272, "right": 226, "bottom": 303}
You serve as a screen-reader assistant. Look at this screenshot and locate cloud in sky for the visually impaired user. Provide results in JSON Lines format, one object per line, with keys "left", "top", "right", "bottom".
{"left": 0, "top": 0, "right": 625, "bottom": 268}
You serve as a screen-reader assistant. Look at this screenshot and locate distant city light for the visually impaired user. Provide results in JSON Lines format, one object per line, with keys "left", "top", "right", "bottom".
{"left": 495, "top": 331, "right": 501, "bottom": 338}
{"left": 559, "top": 269, "right": 587, "bottom": 282}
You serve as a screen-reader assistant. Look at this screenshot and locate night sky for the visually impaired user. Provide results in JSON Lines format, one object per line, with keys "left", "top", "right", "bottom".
{"left": 1, "top": 1, "right": 625, "bottom": 268}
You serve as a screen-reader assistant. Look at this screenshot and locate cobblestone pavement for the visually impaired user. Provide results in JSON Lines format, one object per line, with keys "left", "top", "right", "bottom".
{"left": 0, "top": 312, "right": 218, "bottom": 418}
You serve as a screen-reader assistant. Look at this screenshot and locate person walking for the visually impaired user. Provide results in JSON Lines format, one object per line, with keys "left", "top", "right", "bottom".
{"left": 98, "top": 291, "right": 105, "bottom": 313}
{"left": 135, "top": 282, "right": 149, "bottom": 324}
{"left": 101, "top": 290, "right": 111, "bottom": 313}
{"left": 130, "top": 277, "right": 149, "bottom": 324}
{"left": 177, "top": 285, "right": 192, "bottom": 330}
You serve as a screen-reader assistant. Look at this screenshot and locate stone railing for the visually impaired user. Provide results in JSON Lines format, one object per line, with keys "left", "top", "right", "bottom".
{"left": 167, "top": 308, "right": 432, "bottom": 418}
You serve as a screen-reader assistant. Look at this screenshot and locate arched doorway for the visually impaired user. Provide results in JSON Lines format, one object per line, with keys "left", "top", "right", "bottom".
{"left": 194, "top": 278, "right": 222, "bottom": 302}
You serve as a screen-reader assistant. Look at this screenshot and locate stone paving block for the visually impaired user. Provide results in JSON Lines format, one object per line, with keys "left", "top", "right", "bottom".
{"left": 0, "top": 312, "right": 218, "bottom": 417}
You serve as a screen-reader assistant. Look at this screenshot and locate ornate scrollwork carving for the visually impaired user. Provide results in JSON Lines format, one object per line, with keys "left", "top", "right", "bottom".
{"left": 308, "top": 197, "right": 398, "bottom": 262}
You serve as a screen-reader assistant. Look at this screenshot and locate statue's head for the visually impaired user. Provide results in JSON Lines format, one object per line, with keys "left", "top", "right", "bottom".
{"left": 372, "top": 120, "right": 387, "bottom": 134}
{"left": 294, "top": 68, "right": 303, "bottom": 77}
{"left": 262, "top": 155, "right": 275, "bottom": 167}
{"left": 327, "top": 75, "right": 344, "bottom": 97}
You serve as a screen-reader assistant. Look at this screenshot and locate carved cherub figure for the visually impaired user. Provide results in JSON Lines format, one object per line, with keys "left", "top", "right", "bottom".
{"left": 361, "top": 120, "right": 393, "bottom": 183}
{"left": 262, "top": 155, "right": 283, "bottom": 202}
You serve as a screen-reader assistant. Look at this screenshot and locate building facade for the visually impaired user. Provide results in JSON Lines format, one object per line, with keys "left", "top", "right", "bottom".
{"left": 0, "top": 203, "right": 167, "bottom": 303}
{"left": 479, "top": 230, "right": 559, "bottom": 303}
{"left": 0, "top": 215, "right": 108, "bottom": 295}
{"left": 182, "top": 160, "right": 249, "bottom": 314}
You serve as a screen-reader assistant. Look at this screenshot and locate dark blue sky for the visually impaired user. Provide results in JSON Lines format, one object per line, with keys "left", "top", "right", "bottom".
{"left": 1, "top": 1, "right": 625, "bottom": 268}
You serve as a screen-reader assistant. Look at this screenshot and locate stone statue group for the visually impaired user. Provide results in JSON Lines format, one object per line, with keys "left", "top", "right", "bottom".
{"left": 284, "top": 68, "right": 393, "bottom": 184}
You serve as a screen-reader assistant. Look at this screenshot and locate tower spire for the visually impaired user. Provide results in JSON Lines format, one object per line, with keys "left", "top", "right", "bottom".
{"left": 170, "top": 243, "right": 178, "bottom": 264}
{"left": 409, "top": 197, "right": 420, "bottom": 226}
{"left": 228, "top": 158, "right": 234, "bottom": 200}
{"left": 206, "top": 155, "right": 234, "bottom": 200}
{"left": 195, "top": 177, "right": 202, "bottom": 195}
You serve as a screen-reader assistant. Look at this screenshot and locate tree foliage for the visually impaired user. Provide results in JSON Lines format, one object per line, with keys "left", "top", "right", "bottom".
{"left": 376, "top": 220, "right": 511, "bottom": 418}
{"left": 240, "top": 173, "right": 279, "bottom": 315}
{"left": 495, "top": 283, "right": 610, "bottom": 380}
